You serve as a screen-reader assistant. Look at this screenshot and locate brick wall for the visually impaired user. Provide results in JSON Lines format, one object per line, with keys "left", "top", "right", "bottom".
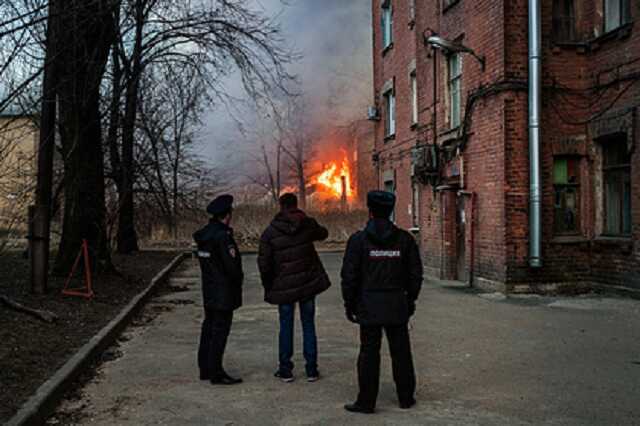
{"left": 369, "top": 0, "right": 640, "bottom": 291}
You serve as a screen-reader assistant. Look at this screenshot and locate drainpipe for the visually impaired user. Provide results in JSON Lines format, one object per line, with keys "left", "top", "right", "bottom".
{"left": 459, "top": 190, "right": 475, "bottom": 287}
{"left": 528, "top": 0, "right": 542, "bottom": 268}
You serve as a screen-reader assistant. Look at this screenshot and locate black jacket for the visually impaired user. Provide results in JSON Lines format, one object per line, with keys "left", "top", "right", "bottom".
{"left": 341, "top": 219, "right": 423, "bottom": 325}
{"left": 258, "top": 209, "right": 331, "bottom": 305}
{"left": 194, "top": 220, "right": 244, "bottom": 311}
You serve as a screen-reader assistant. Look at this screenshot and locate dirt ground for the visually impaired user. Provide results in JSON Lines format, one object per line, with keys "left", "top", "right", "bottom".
{"left": 0, "top": 250, "right": 179, "bottom": 423}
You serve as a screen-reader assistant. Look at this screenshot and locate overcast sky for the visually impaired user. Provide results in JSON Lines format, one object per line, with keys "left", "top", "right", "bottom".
{"left": 199, "top": 0, "right": 373, "bottom": 164}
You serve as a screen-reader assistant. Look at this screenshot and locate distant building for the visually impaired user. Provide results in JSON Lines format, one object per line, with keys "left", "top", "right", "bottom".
{"left": 353, "top": 119, "right": 377, "bottom": 207}
{"left": 368, "top": 0, "right": 639, "bottom": 292}
{"left": 0, "top": 112, "right": 38, "bottom": 230}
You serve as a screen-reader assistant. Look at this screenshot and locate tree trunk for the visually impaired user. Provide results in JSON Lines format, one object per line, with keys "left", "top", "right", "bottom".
{"left": 31, "top": 0, "right": 58, "bottom": 293}
{"left": 298, "top": 163, "right": 306, "bottom": 210}
{"left": 117, "top": 0, "right": 144, "bottom": 253}
{"left": 53, "top": 0, "right": 116, "bottom": 274}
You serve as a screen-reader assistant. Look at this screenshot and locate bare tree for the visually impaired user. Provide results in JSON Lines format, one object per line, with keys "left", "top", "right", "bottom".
{"left": 109, "top": 0, "right": 296, "bottom": 253}
{"left": 52, "top": 0, "right": 118, "bottom": 274}
{"left": 277, "top": 99, "right": 316, "bottom": 209}
{"left": 135, "top": 64, "right": 217, "bottom": 239}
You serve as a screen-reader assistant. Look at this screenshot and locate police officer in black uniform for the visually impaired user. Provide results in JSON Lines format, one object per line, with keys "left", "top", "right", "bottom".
{"left": 341, "top": 190, "right": 423, "bottom": 413}
{"left": 194, "top": 194, "right": 244, "bottom": 385}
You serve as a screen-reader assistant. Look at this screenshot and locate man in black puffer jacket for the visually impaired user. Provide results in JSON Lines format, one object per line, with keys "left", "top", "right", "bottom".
{"left": 341, "top": 190, "right": 423, "bottom": 414}
{"left": 258, "top": 193, "right": 331, "bottom": 383}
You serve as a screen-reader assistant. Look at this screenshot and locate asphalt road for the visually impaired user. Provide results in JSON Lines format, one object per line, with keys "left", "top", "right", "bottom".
{"left": 50, "top": 253, "right": 640, "bottom": 425}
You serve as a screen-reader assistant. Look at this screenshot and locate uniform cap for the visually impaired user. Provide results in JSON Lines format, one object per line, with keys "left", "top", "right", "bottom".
{"left": 207, "top": 194, "right": 234, "bottom": 216}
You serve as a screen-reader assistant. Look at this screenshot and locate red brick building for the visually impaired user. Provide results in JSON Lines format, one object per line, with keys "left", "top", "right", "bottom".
{"left": 368, "top": 0, "right": 639, "bottom": 292}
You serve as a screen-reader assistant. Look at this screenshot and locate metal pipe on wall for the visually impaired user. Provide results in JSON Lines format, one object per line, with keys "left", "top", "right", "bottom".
{"left": 528, "top": 0, "right": 543, "bottom": 268}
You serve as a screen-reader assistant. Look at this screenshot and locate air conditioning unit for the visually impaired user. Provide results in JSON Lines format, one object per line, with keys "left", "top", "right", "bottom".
{"left": 367, "top": 106, "right": 380, "bottom": 121}
{"left": 412, "top": 144, "right": 440, "bottom": 185}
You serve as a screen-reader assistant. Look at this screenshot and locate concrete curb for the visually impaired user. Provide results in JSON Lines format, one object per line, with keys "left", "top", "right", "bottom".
{"left": 7, "top": 252, "right": 188, "bottom": 426}
{"left": 590, "top": 283, "right": 640, "bottom": 301}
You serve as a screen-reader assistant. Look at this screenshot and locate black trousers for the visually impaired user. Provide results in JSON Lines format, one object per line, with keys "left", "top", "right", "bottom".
{"left": 198, "top": 309, "right": 233, "bottom": 377}
{"left": 356, "top": 323, "right": 416, "bottom": 408}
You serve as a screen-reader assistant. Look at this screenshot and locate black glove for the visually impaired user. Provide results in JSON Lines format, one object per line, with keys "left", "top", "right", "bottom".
{"left": 408, "top": 300, "right": 416, "bottom": 317}
{"left": 345, "top": 304, "right": 358, "bottom": 323}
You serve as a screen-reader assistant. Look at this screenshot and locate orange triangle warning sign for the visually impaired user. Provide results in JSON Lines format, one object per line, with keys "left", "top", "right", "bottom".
{"left": 62, "top": 239, "right": 94, "bottom": 299}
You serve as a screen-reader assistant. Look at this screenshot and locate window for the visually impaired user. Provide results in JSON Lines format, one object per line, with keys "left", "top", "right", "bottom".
{"left": 409, "top": 0, "right": 416, "bottom": 23}
{"left": 411, "top": 180, "right": 420, "bottom": 228}
{"left": 603, "top": 139, "right": 631, "bottom": 236}
{"left": 384, "top": 88, "right": 396, "bottom": 137}
{"left": 448, "top": 53, "right": 462, "bottom": 129}
{"left": 410, "top": 71, "right": 418, "bottom": 125}
{"left": 381, "top": 1, "right": 393, "bottom": 49}
{"left": 552, "top": 0, "right": 577, "bottom": 43}
{"left": 443, "top": 0, "right": 459, "bottom": 10}
{"left": 553, "top": 157, "right": 580, "bottom": 235}
{"left": 384, "top": 178, "right": 396, "bottom": 221}
{"left": 604, "top": 0, "right": 632, "bottom": 33}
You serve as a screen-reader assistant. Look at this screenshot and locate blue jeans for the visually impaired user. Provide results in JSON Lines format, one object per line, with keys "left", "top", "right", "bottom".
{"left": 278, "top": 298, "right": 318, "bottom": 375}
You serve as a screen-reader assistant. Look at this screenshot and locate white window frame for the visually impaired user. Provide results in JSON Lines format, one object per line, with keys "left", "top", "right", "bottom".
{"left": 384, "top": 88, "right": 396, "bottom": 137}
{"left": 410, "top": 71, "right": 418, "bottom": 125}
{"left": 448, "top": 53, "right": 462, "bottom": 129}
{"left": 381, "top": 2, "right": 393, "bottom": 49}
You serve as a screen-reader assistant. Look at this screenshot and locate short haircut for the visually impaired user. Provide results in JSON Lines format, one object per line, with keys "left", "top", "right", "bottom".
{"left": 279, "top": 193, "right": 298, "bottom": 210}
{"left": 369, "top": 205, "right": 393, "bottom": 219}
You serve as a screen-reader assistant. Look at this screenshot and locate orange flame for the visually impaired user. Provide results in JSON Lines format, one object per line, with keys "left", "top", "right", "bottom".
{"left": 313, "top": 156, "right": 353, "bottom": 199}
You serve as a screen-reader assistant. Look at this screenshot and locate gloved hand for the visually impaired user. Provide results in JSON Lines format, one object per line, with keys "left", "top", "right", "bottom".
{"left": 345, "top": 305, "right": 358, "bottom": 323}
{"left": 408, "top": 300, "right": 416, "bottom": 317}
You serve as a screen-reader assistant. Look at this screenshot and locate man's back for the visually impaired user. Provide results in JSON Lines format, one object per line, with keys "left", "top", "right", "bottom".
{"left": 341, "top": 218, "right": 422, "bottom": 326}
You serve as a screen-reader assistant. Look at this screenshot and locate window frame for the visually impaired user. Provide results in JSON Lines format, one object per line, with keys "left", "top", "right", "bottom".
{"left": 447, "top": 53, "right": 462, "bottom": 129}
{"left": 604, "top": 0, "right": 632, "bottom": 33}
{"left": 384, "top": 88, "right": 396, "bottom": 138}
{"left": 552, "top": 0, "right": 577, "bottom": 43}
{"left": 411, "top": 179, "right": 420, "bottom": 228}
{"left": 602, "top": 140, "right": 632, "bottom": 236}
{"left": 381, "top": 1, "right": 393, "bottom": 50}
{"left": 384, "top": 178, "right": 396, "bottom": 222}
{"left": 410, "top": 71, "right": 418, "bottom": 126}
{"left": 553, "top": 156, "right": 581, "bottom": 236}
{"left": 409, "top": 0, "right": 416, "bottom": 24}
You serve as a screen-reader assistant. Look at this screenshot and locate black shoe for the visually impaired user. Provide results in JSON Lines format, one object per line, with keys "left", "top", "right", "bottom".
{"left": 344, "top": 403, "right": 375, "bottom": 414}
{"left": 199, "top": 372, "right": 210, "bottom": 381}
{"left": 306, "top": 370, "right": 320, "bottom": 382}
{"left": 210, "top": 373, "right": 242, "bottom": 385}
{"left": 399, "top": 398, "right": 416, "bottom": 409}
{"left": 274, "top": 370, "right": 294, "bottom": 383}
